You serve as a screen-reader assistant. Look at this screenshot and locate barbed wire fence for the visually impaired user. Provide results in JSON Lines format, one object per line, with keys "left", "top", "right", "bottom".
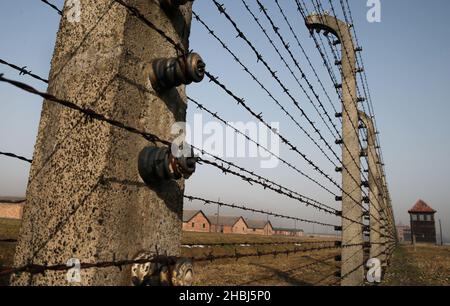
{"left": 0, "top": 0, "right": 396, "bottom": 286}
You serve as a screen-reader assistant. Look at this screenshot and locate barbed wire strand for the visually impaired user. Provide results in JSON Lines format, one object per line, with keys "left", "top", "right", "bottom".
{"left": 184, "top": 195, "right": 337, "bottom": 227}
{"left": 211, "top": 0, "right": 341, "bottom": 169}
{"left": 187, "top": 96, "right": 338, "bottom": 199}
{"left": 315, "top": 0, "right": 392, "bottom": 227}
{"left": 0, "top": 243, "right": 366, "bottom": 277}
{"left": 297, "top": 0, "right": 389, "bottom": 227}
{"left": 0, "top": 59, "right": 49, "bottom": 84}
{"left": 0, "top": 74, "right": 341, "bottom": 222}
{"left": 239, "top": 253, "right": 339, "bottom": 286}
{"left": 0, "top": 151, "right": 32, "bottom": 163}
{"left": 192, "top": 12, "right": 337, "bottom": 167}
{"left": 0, "top": 74, "right": 171, "bottom": 146}
{"left": 114, "top": 0, "right": 382, "bottom": 226}
{"left": 40, "top": 0, "right": 62, "bottom": 16}
{"left": 182, "top": 240, "right": 338, "bottom": 248}
{"left": 274, "top": 0, "right": 339, "bottom": 117}
{"left": 209, "top": 1, "right": 382, "bottom": 225}
{"left": 241, "top": 0, "right": 340, "bottom": 144}
{"left": 254, "top": 0, "right": 341, "bottom": 144}
{"left": 249, "top": 0, "right": 371, "bottom": 210}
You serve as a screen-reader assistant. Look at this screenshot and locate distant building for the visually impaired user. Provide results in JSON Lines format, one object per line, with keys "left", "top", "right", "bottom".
{"left": 408, "top": 199, "right": 437, "bottom": 244}
{"left": 208, "top": 216, "right": 248, "bottom": 235}
{"left": 245, "top": 219, "right": 273, "bottom": 236}
{"left": 273, "top": 227, "right": 304, "bottom": 237}
{"left": 0, "top": 196, "right": 25, "bottom": 220}
{"left": 396, "top": 223, "right": 411, "bottom": 242}
{"left": 182, "top": 210, "right": 211, "bottom": 233}
{"left": 182, "top": 210, "right": 297, "bottom": 236}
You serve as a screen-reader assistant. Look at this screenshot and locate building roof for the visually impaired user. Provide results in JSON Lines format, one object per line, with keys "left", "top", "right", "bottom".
{"left": 0, "top": 196, "right": 26, "bottom": 204}
{"left": 207, "top": 215, "right": 244, "bottom": 227}
{"left": 273, "top": 227, "right": 304, "bottom": 232}
{"left": 245, "top": 219, "right": 272, "bottom": 229}
{"left": 408, "top": 199, "right": 436, "bottom": 213}
{"left": 183, "top": 210, "right": 208, "bottom": 223}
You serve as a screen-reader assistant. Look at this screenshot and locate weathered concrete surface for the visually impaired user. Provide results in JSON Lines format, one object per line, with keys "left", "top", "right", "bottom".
{"left": 380, "top": 171, "right": 393, "bottom": 263}
{"left": 359, "top": 111, "right": 383, "bottom": 260}
{"left": 12, "top": 0, "right": 193, "bottom": 285}
{"left": 306, "top": 14, "right": 363, "bottom": 286}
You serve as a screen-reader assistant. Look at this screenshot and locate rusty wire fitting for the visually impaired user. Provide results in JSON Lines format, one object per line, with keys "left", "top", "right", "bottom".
{"left": 131, "top": 251, "right": 160, "bottom": 286}
{"left": 131, "top": 252, "right": 194, "bottom": 286}
{"left": 360, "top": 148, "right": 368, "bottom": 157}
{"left": 138, "top": 146, "right": 197, "bottom": 184}
{"left": 149, "top": 53, "right": 205, "bottom": 92}
{"left": 169, "top": 258, "right": 194, "bottom": 286}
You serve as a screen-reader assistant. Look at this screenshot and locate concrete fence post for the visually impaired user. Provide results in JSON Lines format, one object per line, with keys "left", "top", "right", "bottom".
{"left": 12, "top": 0, "right": 194, "bottom": 285}
{"left": 358, "top": 111, "right": 381, "bottom": 261}
{"left": 380, "top": 174, "right": 390, "bottom": 264}
{"left": 306, "top": 14, "right": 363, "bottom": 286}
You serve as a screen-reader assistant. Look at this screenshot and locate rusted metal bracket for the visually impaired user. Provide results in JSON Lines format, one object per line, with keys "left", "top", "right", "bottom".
{"left": 138, "top": 145, "right": 197, "bottom": 184}
{"left": 149, "top": 53, "right": 205, "bottom": 92}
{"left": 131, "top": 251, "right": 194, "bottom": 286}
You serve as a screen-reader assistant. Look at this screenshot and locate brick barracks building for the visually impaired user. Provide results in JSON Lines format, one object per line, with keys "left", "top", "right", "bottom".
{"left": 408, "top": 199, "right": 437, "bottom": 244}
{"left": 0, "top": 197, "right": 25, "bottom": 220}
{"left": 182, "top": 210, "right": 211, "bottom": 233}
{"left": 182, "top": 210, "right": 299, "bottom": 236}
{"left": 273, "top": 227, "right": 304, "bottom": 237}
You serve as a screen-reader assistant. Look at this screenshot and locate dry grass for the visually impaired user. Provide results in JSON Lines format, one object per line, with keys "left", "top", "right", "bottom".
{"left": 181, "top": 232, "right": 340, "bottom": 286}
{"left": 383, "top": 244, "right": 450, "bottom": 286}
{"left": 7, "top": 226, "right": 447, "bottom": 286}
{"left": 0, "top": 218, "right": 21, "bottom": 286}
{"left": 181, "top": 231, "right": 335, "bottom": 245}
{"left": 187, "top": 251, "right": 340, "bottom": 286}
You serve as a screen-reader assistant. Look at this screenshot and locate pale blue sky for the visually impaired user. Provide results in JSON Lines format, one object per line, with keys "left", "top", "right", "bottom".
{"left": 0, "top": 0, "right": 449, "bottom": 241}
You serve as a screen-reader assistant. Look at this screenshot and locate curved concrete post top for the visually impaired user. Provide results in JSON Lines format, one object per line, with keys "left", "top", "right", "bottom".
{"left": 359, "top": 110, "right": 385, "bottom": 203}
{"left": 305, "top": 13, "right": 348, "bottom": 41}
{"left": 358, "top": 110, "right": 375, "bottom": 136}
{"left": 305, "top": 13, "right": 355, "bottom": 64}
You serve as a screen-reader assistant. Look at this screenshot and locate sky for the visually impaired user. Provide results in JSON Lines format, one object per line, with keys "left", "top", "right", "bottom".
{"left": 0, "top": 0, "right": 449, "bottom": 242}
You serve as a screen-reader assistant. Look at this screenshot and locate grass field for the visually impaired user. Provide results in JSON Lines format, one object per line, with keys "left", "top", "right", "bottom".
{"left": 181, "top": 232, "right": 339, "bottom": 285}
{"left": 383, "top": 244, "right": 450, "bottom": 286}
{"left": 1, "top": 222, "right": 449, "bottom": 286}
{"left": 0, "top": 218, "right": 21, "bottom": 286}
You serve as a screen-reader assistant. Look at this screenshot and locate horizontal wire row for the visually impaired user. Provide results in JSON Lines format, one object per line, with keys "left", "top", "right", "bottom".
{"left": 0, "top": 0, "right": 396, "bottom": 285}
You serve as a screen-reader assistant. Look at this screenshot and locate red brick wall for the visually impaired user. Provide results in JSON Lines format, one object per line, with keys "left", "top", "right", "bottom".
{"left": 248, "top": 228, "right": 265, "bottom": 235}
{"left": 232, "top": 218, "right": 248, "bottom": 235}
{"left": 0, "top": 203, "right": 24, "bottom": 219}
{"left": 211, "top": 224, "right": 237, "bottom": 234}
{"left": 248, "top": 224, "right": 274, "bottom": 236}
{"left": 274, "top": 230, "right": 289, "bottom": 236}
{"left": 182, "top": 212, "right": 210, "bottom": 232}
